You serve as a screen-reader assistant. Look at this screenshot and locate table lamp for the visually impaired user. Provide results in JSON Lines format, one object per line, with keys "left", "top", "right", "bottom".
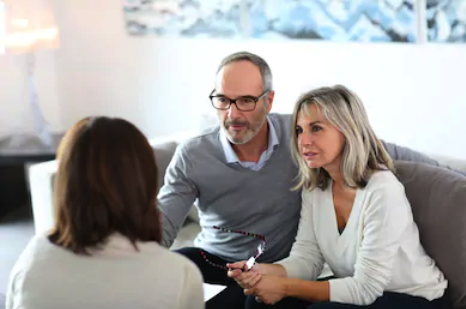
{"left": 0, "top": 0, "right": 59, "bottom": 149}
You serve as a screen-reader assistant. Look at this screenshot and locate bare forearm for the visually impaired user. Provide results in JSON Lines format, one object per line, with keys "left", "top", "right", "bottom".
{"left": 284, "top": 279, "right": 330, "bottom": 302}
{"left": 254, "top": 263, "right": 287, "bottom": 277}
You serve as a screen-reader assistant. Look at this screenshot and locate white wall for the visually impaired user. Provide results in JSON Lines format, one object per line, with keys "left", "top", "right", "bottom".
{"left": 1, "top": 0, "right": 465, "bottom": 159}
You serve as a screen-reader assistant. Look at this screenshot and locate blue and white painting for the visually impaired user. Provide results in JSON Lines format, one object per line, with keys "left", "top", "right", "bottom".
{"left": 246, "top": 0, "right": 416, "bottom": 42}
{"left": 426, "top": 0, "right": 466, "bottom": 42}
{"left": 123, "top": 0, "right": 417, "bottom": 42}
{"left": 123, "top": 0, "right": 244, "bottom": 38}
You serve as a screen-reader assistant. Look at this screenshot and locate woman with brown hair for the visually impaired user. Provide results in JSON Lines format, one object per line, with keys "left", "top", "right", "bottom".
{"left": 6, "top": 117, "right": 204, "bottom": 309}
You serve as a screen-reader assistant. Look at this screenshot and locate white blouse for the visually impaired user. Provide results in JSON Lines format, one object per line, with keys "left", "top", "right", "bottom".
{"left": 6, "top": 233, "right": 205, "bottom": 309}
{"left": 277, "top": 170, "right": 448, "bottom": 306}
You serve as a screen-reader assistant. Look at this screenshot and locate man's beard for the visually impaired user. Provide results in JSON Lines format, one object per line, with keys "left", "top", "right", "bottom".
{"left": 224, "top": 115, "right": 267, "bottom": 145}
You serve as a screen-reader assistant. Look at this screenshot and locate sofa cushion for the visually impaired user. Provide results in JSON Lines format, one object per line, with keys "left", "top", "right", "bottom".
{"left": 394, "top": 160, "right": 466, "bottom": 309}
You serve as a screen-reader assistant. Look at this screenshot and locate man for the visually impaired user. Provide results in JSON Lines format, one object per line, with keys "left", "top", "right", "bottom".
{"left": 157, "top": 51, "right": 445, "bottom": 309}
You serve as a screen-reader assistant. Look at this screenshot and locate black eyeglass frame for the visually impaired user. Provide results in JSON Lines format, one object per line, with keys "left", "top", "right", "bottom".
{"left": 209, "top": 89, "right": 271, "bottom": 111}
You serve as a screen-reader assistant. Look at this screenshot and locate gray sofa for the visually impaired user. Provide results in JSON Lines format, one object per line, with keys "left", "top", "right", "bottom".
{"left": 28, "top": 130, "right": 466, "bottom": 308}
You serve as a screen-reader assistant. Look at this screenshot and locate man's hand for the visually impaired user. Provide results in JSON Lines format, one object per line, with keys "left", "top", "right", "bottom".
{"left": 244, "top": 275, "right": 287, "bottom": 305}
{"left": 227, "top": 261, "right": 261, "bottom": 289}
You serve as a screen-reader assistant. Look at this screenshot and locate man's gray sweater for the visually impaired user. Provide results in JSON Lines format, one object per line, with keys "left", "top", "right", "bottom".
{"left": 158, "top": 113, "right": 301, "bottom": 263}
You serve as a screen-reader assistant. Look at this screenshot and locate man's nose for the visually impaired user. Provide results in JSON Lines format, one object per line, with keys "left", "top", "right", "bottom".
{"left": 228, "top": 102, "right": 241, "bottom": 118}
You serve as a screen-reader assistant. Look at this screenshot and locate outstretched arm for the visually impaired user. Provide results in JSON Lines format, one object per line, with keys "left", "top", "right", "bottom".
{"left": 158, "top": 145, "right": 198, "bottom": 248}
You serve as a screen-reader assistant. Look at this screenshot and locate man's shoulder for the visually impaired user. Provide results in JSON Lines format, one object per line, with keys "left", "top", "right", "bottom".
{"left": 268, "top": 113, "right": 291, "bottom": 123}
{"left": 268, "top": 113, "right": 292, "bottom": 132}
{"left": 177, "top": 125, "right": 220, "bottom": 154}
{"left": 266, "top": 113, "right": 292, "bottom": 144}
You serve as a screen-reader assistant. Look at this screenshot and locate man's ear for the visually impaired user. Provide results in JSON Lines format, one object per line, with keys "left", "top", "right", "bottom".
{"left": 266, "top": 90, "right": 275, "bottom": 113}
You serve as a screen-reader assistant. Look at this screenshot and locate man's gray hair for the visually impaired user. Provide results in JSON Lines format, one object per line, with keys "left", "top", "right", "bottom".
{"left": 217, "top": 51, "right": 273, "bottom": 92}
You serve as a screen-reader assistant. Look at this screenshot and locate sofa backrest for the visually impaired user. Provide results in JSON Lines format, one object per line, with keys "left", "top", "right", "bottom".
{"left": 394, "top": 160, "right": 466, "bottom": 309}
{"left": 151, "top": 141, "right": 178, "bottom": 191}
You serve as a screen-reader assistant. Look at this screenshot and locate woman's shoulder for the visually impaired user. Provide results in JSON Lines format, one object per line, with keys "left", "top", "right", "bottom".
{"left": 362, "top": 170, "right": 411, "bottom": 214}
{"left": 8, "top": 233, "right": 55, "bottom": 281}
{"left": 139, "top": 243, "right": 202, "bottom": 276}
{"left": 15, "top": 233, "right": 55, "bottom": 261}
{"left": 365, "top": 169, "right": 403, "bottom": 192}
{"left": 301, "top": 185, "right": 327, "bottom": 202}
{"left": 136, "top": 245, "right": 204, "bottom": 296}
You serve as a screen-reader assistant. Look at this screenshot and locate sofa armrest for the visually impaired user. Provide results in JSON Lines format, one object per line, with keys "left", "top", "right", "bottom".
{"left": 28, "top": 160, "right": 58, "bottom": 235}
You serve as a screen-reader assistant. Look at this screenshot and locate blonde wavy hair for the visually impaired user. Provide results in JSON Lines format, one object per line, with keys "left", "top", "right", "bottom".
{"left": 290, "top": 85, "right": 394, "bottom": 191}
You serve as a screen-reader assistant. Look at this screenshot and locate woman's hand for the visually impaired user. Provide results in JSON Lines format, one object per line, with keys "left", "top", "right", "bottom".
{"left": 227, "top": 261, "right": 261, "bottom": 289}
{"left": 244, "top": 275, "right": 287, "bottom": 305}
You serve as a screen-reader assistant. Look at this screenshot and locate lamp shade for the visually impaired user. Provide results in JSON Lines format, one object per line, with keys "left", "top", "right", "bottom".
{"left": 3, "top": 0, "right": 59, "bottom": 54}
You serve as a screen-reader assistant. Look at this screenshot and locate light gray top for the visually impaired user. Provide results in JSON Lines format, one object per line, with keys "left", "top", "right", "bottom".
{"left": 6, "top": 233, "right": 204, "bottom": 309}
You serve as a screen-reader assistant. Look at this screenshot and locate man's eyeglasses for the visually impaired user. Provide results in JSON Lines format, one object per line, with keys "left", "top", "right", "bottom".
{"left": 200, "top": 225, "right": 267, "bottom": 271}
{"left": 209, "top": 90, "right": 270, "bottom": 112}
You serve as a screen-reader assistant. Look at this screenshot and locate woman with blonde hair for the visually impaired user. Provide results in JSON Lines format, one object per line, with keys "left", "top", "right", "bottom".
{"left": 6, "top": 117, "right": 204, "bottom": 309}
{"left": 228, "top": 85, "right": 447, "bottom": 309}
